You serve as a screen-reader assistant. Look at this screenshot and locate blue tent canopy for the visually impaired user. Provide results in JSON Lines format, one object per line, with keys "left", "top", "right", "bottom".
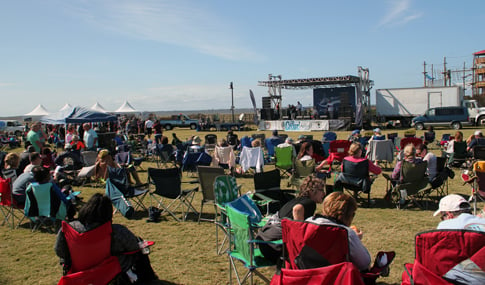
{"left": 40, "top": 106, "right": 117, "bottom": 124}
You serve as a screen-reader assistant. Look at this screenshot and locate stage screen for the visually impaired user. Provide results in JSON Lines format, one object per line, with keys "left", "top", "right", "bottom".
{"left": 313, "top": 86, "right": 356, "bottom": 119}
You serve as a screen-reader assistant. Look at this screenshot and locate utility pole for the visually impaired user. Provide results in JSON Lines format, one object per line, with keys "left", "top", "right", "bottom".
{"left": 423, "top": 61, "right": 427, "bottom": 87}
{"left": 443, "top": 57, "right": 447, "bottom": 87}
{"left": 229, "top": 82, "right": 235, "bottom": 123}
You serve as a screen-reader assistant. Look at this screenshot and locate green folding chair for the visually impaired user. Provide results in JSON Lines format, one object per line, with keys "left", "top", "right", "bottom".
{"left": 274, "top": 146, "right": 294, "bottom": 178}
{"left": 214, "top": 175, "right": 240, "bottom": 255}
{"left": 226, "top": 197, "right": 280, "bottom": 285}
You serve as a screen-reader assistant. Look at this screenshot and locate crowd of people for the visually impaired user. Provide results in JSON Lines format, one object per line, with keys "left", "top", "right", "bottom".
{"left": 2, "top": 120, "right": 485, "bottom": 284}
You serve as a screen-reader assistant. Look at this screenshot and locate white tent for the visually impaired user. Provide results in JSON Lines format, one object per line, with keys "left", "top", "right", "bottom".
{"left": 59, "top": 103, "right": 72, "bottom": 112}
{"left": 114, "top": 101, "right": 139, "bottom": 113}
{"left": 25, "top": 104, "right": 50, "bottom": 116}
{"left": 90, "top": 102, "right": 108, "bottom": 113}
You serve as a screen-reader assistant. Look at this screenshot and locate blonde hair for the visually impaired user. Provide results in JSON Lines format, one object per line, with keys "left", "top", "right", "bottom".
{"left": 4, "top": 153, "right": 20, "bottom": 169}
{"left": 403, "top": 144, "right": 416, "bottom": 159}
{"left": 322, "top": 192, "right": 357, "bottom": 226}
{"left": 348, "top": 142, "right": 362, "bottom": 157}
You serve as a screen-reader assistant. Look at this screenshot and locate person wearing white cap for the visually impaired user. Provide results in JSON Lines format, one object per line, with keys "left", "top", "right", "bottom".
{"left": 368, "top": 128, "right": 385, "bottom": 143}
{"left": 467, "top": 130, "right": 484, "bottom": 152}
{"left": 434, "top": 194, "right": 485, "bottom": 231}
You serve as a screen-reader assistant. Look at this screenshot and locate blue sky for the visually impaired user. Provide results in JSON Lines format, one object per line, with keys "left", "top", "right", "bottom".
{"left": 1, "top": 0, "right": 484, "bottom": 116}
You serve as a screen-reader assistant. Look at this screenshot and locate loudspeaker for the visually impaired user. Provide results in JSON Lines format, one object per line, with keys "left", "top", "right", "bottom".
{"left": 261, "top": 108, "right": 274, "bottom": 120}
{"left": 262, "top": 97, "right": 271, "bottom": 109}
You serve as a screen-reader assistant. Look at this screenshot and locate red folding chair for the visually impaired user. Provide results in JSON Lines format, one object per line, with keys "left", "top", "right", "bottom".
{"left": 58, "top": 221, "right": 122, "bottom": 285}
{"left": 0, "top": 177, "right": 25, "bottom": 229}
{"left": 402, "top": 229, "right": 485, "bottom": 285}
{"left": 327, "top": 140, "right": 351, "bottom": 168}
{"left": 400, "top": 137, "right": 423, "bottom": 150}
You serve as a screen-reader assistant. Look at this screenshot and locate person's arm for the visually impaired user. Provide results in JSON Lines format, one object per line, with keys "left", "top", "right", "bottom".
{"left": 347, "top": 228, "right": 371, "bottom": 271}
{"left": 391, "top": 161, "right": 402, "bottom": 180}
{"left": 292, "top": 204, "right": 305, "bottom": 221}
{"left": 367, "top": 160, "right": 382, "bottom": 175}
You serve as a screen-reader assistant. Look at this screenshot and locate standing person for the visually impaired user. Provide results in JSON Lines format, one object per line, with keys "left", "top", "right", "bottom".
{"left": 416, "top": 143, "right": 438, "bottom": 181}
{"left": 64, "top": 125, "right": 77, "bottom": 148}
{"left": 144, "top": 117, "right": 154, "bottom": 139}
{"left": 153, "top": 119, "right": 163, "bottom": 145}
{"left": 297, "top": 101, "right": 303, "bottom": 116}
{"left": 83, "top": 123, "right": 98, "bottom": 151}
{"left": 54, "top": 193, "right": 158, "bottom": 283}
{"left": 308, "top": 192, "right": 371, "bottom": 271}
{"left": 26, "top": 122, "right": 44, "bottom": 153}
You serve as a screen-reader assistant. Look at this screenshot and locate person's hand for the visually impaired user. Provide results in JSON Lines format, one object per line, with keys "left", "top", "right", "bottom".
{"left": 350, "top": 225, "right": 363, "bottom": 240}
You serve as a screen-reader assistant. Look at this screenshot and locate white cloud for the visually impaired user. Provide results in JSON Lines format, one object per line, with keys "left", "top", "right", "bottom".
{"left": 378, "top": 0, "right": 423, "bottom": 27}
{"left": 64, "top": 0, "right": 263, "bottom": 61}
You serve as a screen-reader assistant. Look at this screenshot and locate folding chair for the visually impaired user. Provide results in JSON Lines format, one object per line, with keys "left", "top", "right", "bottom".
{"left": 154, "top": 144, "right": 176, "bottom": 168}
{"left": 107, "top": 167, "right": 148, "bottom": 214}
{"left": 322, "top": 131, "right": 337, "bottom": 158}
{"left": 80, "top": 151, "right": 97, "bottom": 167}
{"left": 366, "top": 140, "right": 394, "bottom": 169}
{"left": 147, "top": 167, "right": 199, "bottom": 222}
{"left": 335, "top": 159, "right": 376, "bottom": 207}
{"left": 274, "top": 146, "right": 293, "bottom": 178}
{"left": 240, "top": 136, "right": 252, "bottom": 148}
{"left": 181, "top": 151, "right": 212, "bottom": 176}
{"left": 447, "top": 141, "right": 468, "bottom": 168}
{"left": 383, "top": 161, "right": 430, "bottom": 209}
{"left": 265, "top": 138, "right": 283, "bottom": 161}
{"left": 226, "top": 196, "right": 279, "bottom": 285}
{"left": 327, "top": 140, "right": 351, "bottom": 169}
{"left": 400, "top": 137, "right": 423, "bottom": 150}
{"left": 402, "top": 229, "right": 485, "bottom": 285}
{"left": 424, "top": 131, "right": 435, "bottom": 146}
{"left": 214, "top": 145, "right": 236, "bottom": 173}
{"left": 252, "top": 169, "right": 295, "bottom": 215}
{"left": 58, "top": 221, "right": 122, "bottom": 285}
{"left": 278, "top": 219, "right": 394, "bottom": 285}
{"left": 196, "top": 165, "right": 224, "bottom": 223}
{"left": 24, "top": 182, "right": 67, "bottom": 233}
{"left": 0, "top": 177, "right": 25, "bottom": 229}
{"left": 464, "top": 161, "right": 485, "bottom": 215}
{"left": 214, "top": 175, "right": 240, "bottom": 255}
{"left": 289, "top": 159, "right": 315, "bottom": 189}
{"left": 238, "top": 146, "right": 264, "bottom": 174}
{"left": 204, "top": 134, "right": 218, "bottom": 151}
{"left": 426, "top": 156, "right": 450, "bottom": 199}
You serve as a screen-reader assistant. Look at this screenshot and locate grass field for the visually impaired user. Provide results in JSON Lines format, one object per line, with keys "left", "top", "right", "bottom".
{"left": 0, "top": 126, "right": 483, "bottom": 284}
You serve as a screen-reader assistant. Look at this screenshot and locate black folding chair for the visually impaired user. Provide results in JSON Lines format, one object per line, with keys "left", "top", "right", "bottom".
{"left": 147, "top": 167, "right": 199, "bottom": 222}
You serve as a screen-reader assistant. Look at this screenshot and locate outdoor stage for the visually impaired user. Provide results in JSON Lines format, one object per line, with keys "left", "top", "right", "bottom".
{"left": 258, "top": 119, "right": 346, "bottom": 131}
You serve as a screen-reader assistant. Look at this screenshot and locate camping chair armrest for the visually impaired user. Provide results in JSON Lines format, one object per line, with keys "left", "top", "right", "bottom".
{"left": 252, "top": 192, "right": 276, "bottom": 204}
{"left": 250, "top": 239, "right": 283, "bottom": 245}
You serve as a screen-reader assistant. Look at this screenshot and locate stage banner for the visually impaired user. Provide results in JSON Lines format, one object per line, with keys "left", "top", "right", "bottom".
{"left": 258, "top": 120, "right": 329, "bottom": 131}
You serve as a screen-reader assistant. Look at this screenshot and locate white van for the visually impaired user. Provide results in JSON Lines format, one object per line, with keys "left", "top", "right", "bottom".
{"left": 0, "top": 120, "right": 24, "bottom": 136}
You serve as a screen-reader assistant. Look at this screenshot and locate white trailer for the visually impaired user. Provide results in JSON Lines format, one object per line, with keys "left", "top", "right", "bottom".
{"left": 376, "top": 86, "right": 466, "bottom": 126}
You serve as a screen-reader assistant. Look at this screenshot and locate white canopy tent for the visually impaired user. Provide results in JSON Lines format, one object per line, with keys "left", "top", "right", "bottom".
{"left": 90, "top": 102, "right": 108, "bottom": 113}
{"left": 25, "top": 104, "right": 50, "bottom": 116}
{"left": 59, "top": 103, "right": 73, "bottom": 112}
{"left": 114, "top": 101, "right": 139, "bottom": 114}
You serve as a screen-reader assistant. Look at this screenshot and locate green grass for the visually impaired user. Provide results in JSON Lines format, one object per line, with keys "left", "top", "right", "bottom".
{"left": 0, "top": 126, "right": 483, "bottom": 284}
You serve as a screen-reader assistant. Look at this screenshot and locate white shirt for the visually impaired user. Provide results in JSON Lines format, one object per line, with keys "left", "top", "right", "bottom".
{"left": 437, "top": 213, "right": 485, "bottom": 232}
{"left": 422, "top": 152, "right": 437, "bottom": 180}
{"left": 145, "top": 119, "right": 154, "bottom": 128}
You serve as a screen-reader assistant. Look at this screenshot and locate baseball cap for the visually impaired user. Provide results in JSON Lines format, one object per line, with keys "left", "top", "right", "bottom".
{"left": 474, "top": 130, "right": 482, "bottom": 136}
{"left": 352, "top": 129, "right": 360, "bottom": 135}
{"left": 433, "top": 194, "right": 470, "bottom": 216}
{"left": 192, "top": 136, "right": 201, "bottom": 145}
{"left": 373, "top": 128, "right": 381, "bottom": 133}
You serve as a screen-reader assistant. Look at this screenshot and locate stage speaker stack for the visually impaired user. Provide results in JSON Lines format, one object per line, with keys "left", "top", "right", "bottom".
{"left": 262, "top": 97, "right": 271, "bottom": 109}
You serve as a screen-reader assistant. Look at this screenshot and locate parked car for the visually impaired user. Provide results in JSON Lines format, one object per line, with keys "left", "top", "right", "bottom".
{"left": 411, "top": 106, "right": 472, "bottom": 130}
{"left": 0, "top": 120, "right": 24, "bottom": 136}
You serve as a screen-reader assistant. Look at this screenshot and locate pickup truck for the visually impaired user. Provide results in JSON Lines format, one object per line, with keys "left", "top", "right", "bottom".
{"left": 158, "top": 114, "right": 199, "bottom": 130}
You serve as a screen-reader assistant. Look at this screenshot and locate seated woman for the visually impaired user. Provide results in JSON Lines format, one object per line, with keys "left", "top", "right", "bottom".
{"left": 94, "top": 150, "right": 117, "bottom": 182}
{"left": 2, "top": 152, "right": 20, "bottom": 183}
{"left": 257, "top": 175, "right": 326, "bottom": 263}
{"left": 391, "top": 143, "right": 421, "bottom": 182}
{"left": 445, "top": 131, "right": 464, "bottom": 154}
{"left": 54, "top": 193, "right": 157, "bottom": 283}
{"left": 297, "top": 142, "right": 314, "bottom": 161}
{"left": 307, "top": 191, "right": 371, "bottom": 271}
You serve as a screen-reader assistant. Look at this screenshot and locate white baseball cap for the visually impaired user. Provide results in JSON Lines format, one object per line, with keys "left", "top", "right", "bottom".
{"left": 474, "top": 130, "right": 482, "bottom": 136}
{"left": 433, "top": 194, "right": 470, "bottom": 216}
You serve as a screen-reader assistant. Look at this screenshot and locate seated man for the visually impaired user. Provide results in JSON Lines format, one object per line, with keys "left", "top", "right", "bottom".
{"left": 434, "top": 194, "right": 485, "bottom": 232}
{"left": 24, "top": 152, "right": 42, "bottom": 173}
{"left": 415, "top": 143, "right": 437, "bottom": 181}
{"left": 12, "top": 171, "right": 35, "bottom": 205}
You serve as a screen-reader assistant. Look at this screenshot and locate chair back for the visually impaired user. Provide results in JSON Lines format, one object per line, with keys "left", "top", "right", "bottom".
{"left": 214, "top": 175, "right": 239, "bottom": 206}
{"left": 81, "top": 151, "right": 97, "bottom": 166}
{"left": 328, "top": 140, "right": 351, "bottom": 163}
{"left": 0, "top": 177, "right": 14, "bottom": 207}
{"left": 107, "top": 167, "right": 132, "bottom": 196}
{"left": 387, "top": 132, "right": 398, "bottom": 145}
{"left": 105, "top": 178, "right": 134, "bottom": 218}
{"left": 147, "top": 167, "right": 181, "bottom": 199}
{"left": 227, "top": 195, "right": 263, "bottom": 225}
{"left": 251, "top": 133, "right": 266, "bottom": 143}
{"left": 204, "top": 134, "right": 218, "bottom": 146}
{"left": 114, "top": 151, "right": 132, "bottom": 165}
{"left": 337, "top": 159, "right": 370, "bottom": 192}
{"left": 182, "top": 152, "right": 212, "bottom": 172}
{"left": 275, "top": 146, "right": 293, "bottom": 170}
{"left": 215, "top": 146, "right": 235, "bottom": 167}
{"left": 254, "top": 169, "right": 281, "bottom": 192}
{"left": 452, "top": 141, "right": 468, "bottom": 160}
{"left": 424, "top": 131, "right": 435, "bottom": 143}
{"left": 24, "top": 182, "right": 66, "bottom": 220}
{"left": 294, "top": 159, "right": 315, "bottom": 178}
{"left": 400, "top": 137, "right": 423, "bottom": 150}
{"left": 197, "top": 166, "right": 225, "bottom": 202}
{"left": 227, "top": 134, "right": 239, "bottom": 147}
{"left": 281, "top": 219, "right": 349, "bottom": 270}
{"left": 239, "top": 146, "right": 264, "bottom": 173}
{"left": 265, "top": 138, "right": 283, "bottom": 157}
{"left": 473, "top": 145, "right": 485, "bottom": 160}
{"left": 414, "top": 229, "right": 485, "bottom": 277}
{"left": 400, "top": 161, "right": 429, "bottom": 194}
{"left": 322, "top": 132, "right": 337, "bottom": 143}
{"left": 271, "top": 262, "right": 364, "bottom": 285}
{"left": 63, "top": 221, "right": 113, "bottom": 272}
